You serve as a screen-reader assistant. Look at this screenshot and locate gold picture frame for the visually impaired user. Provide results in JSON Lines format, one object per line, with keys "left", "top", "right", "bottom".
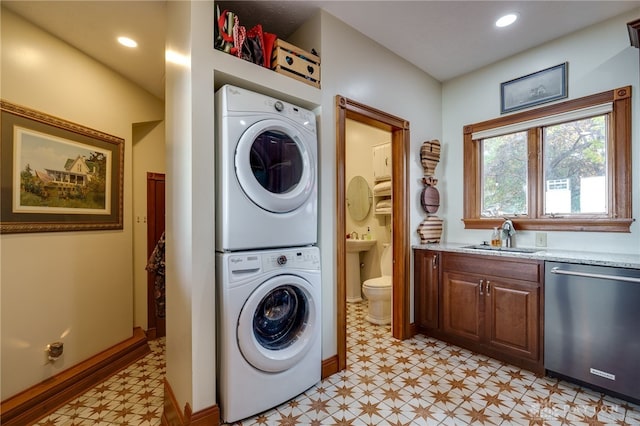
{"left": 1, "top": 101, "right": 124, "bottom": 233}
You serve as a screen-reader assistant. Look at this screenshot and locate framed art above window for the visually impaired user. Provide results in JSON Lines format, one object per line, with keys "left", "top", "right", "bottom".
{"left": 500, "top": 63, "right": 568, "bottom": 114}
{"left": 463, "top": 86, "right": 632, "bottom": 233}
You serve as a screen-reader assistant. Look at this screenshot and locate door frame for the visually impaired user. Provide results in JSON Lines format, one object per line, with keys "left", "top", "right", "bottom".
{"left": 146, "top": 172, "right": 166, "bottom": 339}
{"left": 335, "top": 96, "right": 411, "bottom": 371}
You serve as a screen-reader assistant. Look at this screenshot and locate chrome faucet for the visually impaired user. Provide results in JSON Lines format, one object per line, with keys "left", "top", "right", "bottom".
{"left": 501, "top": 219, "right": 515, "bottom": 247}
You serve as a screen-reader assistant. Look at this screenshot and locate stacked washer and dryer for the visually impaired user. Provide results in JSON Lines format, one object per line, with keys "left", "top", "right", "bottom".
{"left": 214, "top": 85, "right": 321, "bottom": 423}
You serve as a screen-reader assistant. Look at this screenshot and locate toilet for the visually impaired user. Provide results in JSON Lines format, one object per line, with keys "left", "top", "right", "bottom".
{"left": 362, "top": 243, "right": 392, "bottom": 325}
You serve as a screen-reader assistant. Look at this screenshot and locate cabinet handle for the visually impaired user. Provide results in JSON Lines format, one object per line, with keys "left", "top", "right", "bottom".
{"left": 479, "top": 279, "right": 484, "bottom": 295}
{"left": 433, "top": 253, "right": 439, "bottom": 269}
{"left": 486, "top": 280, "right": 491, "bottom": 295}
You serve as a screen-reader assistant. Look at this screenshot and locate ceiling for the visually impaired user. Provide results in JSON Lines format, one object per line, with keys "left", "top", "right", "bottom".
{"left": 4, "top": 1, "right": 639, "bottom": 100}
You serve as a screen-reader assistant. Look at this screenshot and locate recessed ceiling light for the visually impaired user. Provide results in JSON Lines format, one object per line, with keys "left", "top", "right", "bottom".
{"left": 118, "top": 36, "right": 138, "bottom": 48}
{"left": 496, "top": 13, "right": 518, "bottom": 28}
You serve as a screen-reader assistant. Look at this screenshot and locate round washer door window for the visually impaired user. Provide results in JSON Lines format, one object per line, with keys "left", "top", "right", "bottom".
{"left": 236, "top": 119, "right": 315, "bottom": 213}
{"left": 237, "top": 274, "right": 318, "bottom": 373}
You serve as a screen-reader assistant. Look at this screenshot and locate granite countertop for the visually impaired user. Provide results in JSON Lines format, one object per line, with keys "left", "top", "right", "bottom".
{"left": 413, "top": 242, "right": 640, "bottom": 270}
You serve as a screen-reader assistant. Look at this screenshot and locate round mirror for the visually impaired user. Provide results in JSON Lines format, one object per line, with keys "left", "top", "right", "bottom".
{"left": 346, "top": 176, "right": 372, "bottom": 221}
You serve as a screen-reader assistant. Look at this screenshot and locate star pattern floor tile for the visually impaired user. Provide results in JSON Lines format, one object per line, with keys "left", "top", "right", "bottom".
{"left": 226, "top": 301, "right": 640, "bottom": 426}
{"left": 32, "top": 338, "right": 165, "bottom": 426}
{"left": 32, "top": 301, "right": 640, "bottom": 425}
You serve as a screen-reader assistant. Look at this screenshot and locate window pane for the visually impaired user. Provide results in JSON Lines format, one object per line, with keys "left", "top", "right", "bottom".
{"left": 543, "top": 116, "right": 607, "bottom": 215}
{"left": 481, "top": 131, "right": 528, "bottom": 216}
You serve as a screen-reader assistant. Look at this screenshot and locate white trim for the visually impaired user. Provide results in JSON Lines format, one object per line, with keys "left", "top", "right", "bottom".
{"left": 472, "top": 103, "right": 613, "bottom": 140}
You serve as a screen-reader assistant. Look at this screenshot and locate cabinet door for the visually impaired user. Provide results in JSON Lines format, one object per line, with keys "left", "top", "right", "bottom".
{"left": 414, "top": 250, "right": 439, "bottom": 330}
{"left": 372, "top": 143, "right": 391, "bottom": 181}
{"left": 484, "top": 279, "right": 540, "bottom": 361}
{"left": 442, "top": 271, "right": 482, "bottom": 342}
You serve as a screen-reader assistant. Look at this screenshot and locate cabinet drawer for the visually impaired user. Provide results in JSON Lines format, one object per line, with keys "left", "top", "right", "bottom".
{"left": 443, "top": 253, "right": 541, "bottom": 283}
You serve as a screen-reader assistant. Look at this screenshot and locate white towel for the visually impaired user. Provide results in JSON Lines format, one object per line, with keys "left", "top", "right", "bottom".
{"left": 374, "top": 180, "right": 391, "bottom": 193}
{"left": 376, "top": 199, "right": 391, "bottom": 209}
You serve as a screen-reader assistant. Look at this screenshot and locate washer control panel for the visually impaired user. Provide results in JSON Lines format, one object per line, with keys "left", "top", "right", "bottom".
{"left": 224, "top": 247, "right": 320, "bottom": 282}
{"left": 264, "top": 247, "right": 320, "bottom": 272}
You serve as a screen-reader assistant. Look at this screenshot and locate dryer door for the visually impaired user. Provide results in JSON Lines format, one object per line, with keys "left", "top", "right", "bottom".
{"left": 237, "top": 274, "right": 318, "bottom": 372}
{"left": 235, "top": 119, "right": 315, "bottom": 213}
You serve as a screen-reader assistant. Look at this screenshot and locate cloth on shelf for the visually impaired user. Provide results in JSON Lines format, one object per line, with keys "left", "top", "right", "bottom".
{"left": 232, "top": 16, "right": 246, "bottom": 58}
{"left": 146, "top": 232, "right": 166, "bottom": 319}
{"left": 376, "top": 199, "right": 392, "bottom": 213}
{"left": 376, "top": 199, "right": 392, "bottom": 209}
{"left": 373, "top": 180, "right": 392, "bottom": 194}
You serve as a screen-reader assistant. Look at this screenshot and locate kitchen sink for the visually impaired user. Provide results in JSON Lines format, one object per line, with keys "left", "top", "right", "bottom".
{"left": 462, "top": 244, "right": 541, "bottom": 254}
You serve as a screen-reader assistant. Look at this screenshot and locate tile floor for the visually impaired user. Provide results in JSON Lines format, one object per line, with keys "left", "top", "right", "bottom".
{"left": 33, "top": 301, "right": 640, "bottom": 425}
{"left": 33, "top": 338, "right": 165, "bottom": 426}
{"left": 227, "top": 302, "right": 640, "bottom": 426}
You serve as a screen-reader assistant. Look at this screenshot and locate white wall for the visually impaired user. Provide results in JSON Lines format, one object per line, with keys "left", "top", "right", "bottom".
{"left": 442, "top": 9, "right": 640, "bottom": 255}
{"left": 316, "top": 10, "right": 442, "bottom": 357}
{"left": 165, "top": 0, "right": 217, "bottom": 414}
{"left": 0, "top": 8, "right": 163, "bottom": 399}
{"left": 132, "top": 121, "right": 165, "bottom": 329}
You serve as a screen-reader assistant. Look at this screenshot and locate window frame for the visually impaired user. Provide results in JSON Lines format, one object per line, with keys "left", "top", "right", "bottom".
{"left": 463, "top": 86, "right": 632, "bottom": 232}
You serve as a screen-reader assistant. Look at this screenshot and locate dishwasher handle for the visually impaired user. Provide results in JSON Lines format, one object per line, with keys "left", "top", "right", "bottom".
{"left": 550, "top": 267, "right": 640, "bottom": 284}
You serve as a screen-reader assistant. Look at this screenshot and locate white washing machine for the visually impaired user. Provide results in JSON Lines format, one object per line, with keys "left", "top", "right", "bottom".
{"left": 215, "top": 85, "right": 318, "bottom": 251}
{"left": 216, "top": 246, "right": 321, "bottom": 423}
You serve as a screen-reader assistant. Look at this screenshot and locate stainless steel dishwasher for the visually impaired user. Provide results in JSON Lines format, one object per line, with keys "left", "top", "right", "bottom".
{"left": 545, "top": 261, "right": 640, "bottom": 402}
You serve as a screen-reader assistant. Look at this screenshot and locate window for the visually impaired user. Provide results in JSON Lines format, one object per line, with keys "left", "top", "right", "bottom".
{"left": 463, "top": 86, "right": 632, "bottom": 232}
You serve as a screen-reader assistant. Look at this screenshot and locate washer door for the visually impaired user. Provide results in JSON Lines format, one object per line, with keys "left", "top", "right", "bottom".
{"left": 237, "top": 274, "right": 317, "bottom": 373}
{"left": 235, "top": 119, "right": 315, "bottom": 213}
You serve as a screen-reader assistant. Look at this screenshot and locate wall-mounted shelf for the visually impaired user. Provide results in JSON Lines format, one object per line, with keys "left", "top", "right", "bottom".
{"left": 373, "top": 180, "right": 391, "bottom": 215}
{"left": 212, "top": 47, "right": 321, "bottom": 110}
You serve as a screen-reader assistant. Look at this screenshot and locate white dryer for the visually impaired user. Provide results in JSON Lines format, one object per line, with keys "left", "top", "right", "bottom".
{"left": 216, "top": 246, "right": 321, "bottom": 423}
{"left": 215, "top": 85, "right": 318, "bottom": 251}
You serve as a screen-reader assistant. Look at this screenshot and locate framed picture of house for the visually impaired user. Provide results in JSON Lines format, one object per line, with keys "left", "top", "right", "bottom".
{"left": 500, "top": 63, "right": 568, "bottom": 114}
{"left": 0, "top": 101, "right": 124, "bottom": 233}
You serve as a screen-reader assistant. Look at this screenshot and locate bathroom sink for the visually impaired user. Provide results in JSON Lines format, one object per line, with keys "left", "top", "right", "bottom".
{"left": 345, "top": 239, "right": 377, "bottom": 303}
{"left": 346, "top": 239, "right": 377, "bottom": 253}
{"left": 462, "top": 244, "right": 541, "bottom": 254}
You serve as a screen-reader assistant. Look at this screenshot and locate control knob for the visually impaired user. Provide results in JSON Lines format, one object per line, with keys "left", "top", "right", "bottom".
{"left": 274, "top": 101, "right": 284, "bottom": 112}
{"left": 277, "top": 255, "right": 287, "bottom": 265}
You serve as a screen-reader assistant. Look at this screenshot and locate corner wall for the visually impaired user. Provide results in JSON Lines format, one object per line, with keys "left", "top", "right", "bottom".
{"left": 0, "top": 8, "right": 163, "bottom": 399}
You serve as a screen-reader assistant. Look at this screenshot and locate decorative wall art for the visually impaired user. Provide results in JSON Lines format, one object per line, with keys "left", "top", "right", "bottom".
{"left": 0, "top": 101, "right": 124, "bottom": 234}
{"left": 418, "top": 140, "right": 443, "bottom": 244}
{"left": 501, "top": 62, "right": 568, "bottom": 114}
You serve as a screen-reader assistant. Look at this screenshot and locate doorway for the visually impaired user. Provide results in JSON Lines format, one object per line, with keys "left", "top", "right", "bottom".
{"left": 147, "top": 172, "right": 165, "bottom": 338}
{"left": 335, "top": 96, "right": 411, "bottom": 371}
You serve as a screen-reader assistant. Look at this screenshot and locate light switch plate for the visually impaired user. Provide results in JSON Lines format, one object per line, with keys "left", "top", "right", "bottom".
{"left": 535, "top": 232, "right": 547, "bottom": 247}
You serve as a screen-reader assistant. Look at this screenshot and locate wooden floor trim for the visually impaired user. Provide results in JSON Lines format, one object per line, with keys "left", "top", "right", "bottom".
{"left": 0, "top": 327, "right": 150, "bottom": 426}
{"left": 321, "top": 355, "right": 339, "bottom": 379}
{"left": 163, "top": 378, "right": 220, "bottom": 425}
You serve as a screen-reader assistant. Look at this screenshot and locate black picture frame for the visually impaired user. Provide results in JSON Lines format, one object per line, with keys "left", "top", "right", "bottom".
{"left": 501, "top": 63, "right": 568, "bottom": 114}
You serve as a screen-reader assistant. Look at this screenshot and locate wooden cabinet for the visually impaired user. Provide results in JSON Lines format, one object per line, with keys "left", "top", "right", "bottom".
{"left": 414, "top": 249, "right": 440, "bottom": 331}
{"left": 414, "top": 249, "right": 543, "bottom": 374}
{"left": 441, "top": 270, "right": 482, "bottom": 342}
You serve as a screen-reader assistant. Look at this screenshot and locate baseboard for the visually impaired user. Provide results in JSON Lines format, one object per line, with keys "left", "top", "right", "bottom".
{"left": 190, "top": 405, "right": 220, "bottom": 426}
{"left": 147, "top": 326, "right": 158, "bottom": 340}
{"left": 0, "top": 327, "right": 150, "bottom": 426}
{"left": 162, "top": 378, "right": 220, "bottom": 426}
{"left": 321, "top": 354, "right": 339, "bottom": 379}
